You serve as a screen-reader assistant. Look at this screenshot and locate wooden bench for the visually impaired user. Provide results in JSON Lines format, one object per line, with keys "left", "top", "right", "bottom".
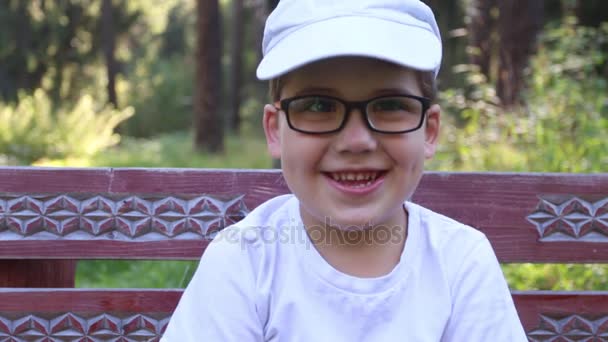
{"left": 0, "top": 167, "right": 606, "bottom": 341}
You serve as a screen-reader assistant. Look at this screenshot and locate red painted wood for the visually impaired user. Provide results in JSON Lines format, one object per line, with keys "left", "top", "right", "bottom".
{"left": 0, "top": 260, "right": 76, "bottom": 287}
{"left": 0, "top": 289, "right": 182, "bottom": 313}
{"left": 0, "top": 240, "right": 208, "bottom": 260}
{"left": 513, "top": 291, "right": 608, "bottom": 332}
{"left": 0, "top": 168, "right": 290, "bottom": 204}
{"left": 0, "top": 290, "right": 606, "bottom": 338}
{"left": 0, "top": 167, "right": 113, "bottom": 193}
{"left": 1, "top": 168, "right": 606, "bottom": 262}
{"left": 413, "top": 172, "right": 608, "bottom": 263}
{"left": 109, "top": 169, "right": 290, "bottom": 209}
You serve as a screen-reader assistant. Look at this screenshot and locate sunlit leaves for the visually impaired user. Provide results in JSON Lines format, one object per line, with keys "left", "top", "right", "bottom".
{"left": 434, "top": 18, "right": 607, "bottom": 173}
{"left": 0, "top": 89, "right": 133, "bottom": 164}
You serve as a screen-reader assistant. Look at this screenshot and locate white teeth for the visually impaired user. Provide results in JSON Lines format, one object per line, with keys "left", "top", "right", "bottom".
{"left": 352, "top": 180, "right": 373, "bottom": 188}
{"left": 331, "top": 172, "right": 379, "bottom": 182}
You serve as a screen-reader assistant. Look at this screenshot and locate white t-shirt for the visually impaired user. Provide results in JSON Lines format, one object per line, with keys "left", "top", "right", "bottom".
{"left": 162, "top": 194, "right": 527, "bottom": 341}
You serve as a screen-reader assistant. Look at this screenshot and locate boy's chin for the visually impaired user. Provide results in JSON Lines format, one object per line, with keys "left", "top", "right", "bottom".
{"left": 330, "top": 222, "right": 375, "bottom": 232}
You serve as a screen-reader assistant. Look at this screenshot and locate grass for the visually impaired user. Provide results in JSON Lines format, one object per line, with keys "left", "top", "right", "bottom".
{"left": 36, "top": 130, "right": 273, "bottom": 169}
{"left": 76, "top": 260, "right": 198, "bottom": 288}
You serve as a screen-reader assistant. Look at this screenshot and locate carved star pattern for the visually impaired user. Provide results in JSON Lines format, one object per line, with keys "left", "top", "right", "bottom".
{"left": 0, "top": 313, "right": 170, "bottom": 341}
{"left": 527, "top": 196, "right": 608, "bottom": 241}
{"left": 0, "top": 198, "right": 6, "bottom": 234}
{"left": 528, "top": 314, "right": 608, "bottom": 341}
{"left": 0, "top": 194, "right": 250, "bottom": 240}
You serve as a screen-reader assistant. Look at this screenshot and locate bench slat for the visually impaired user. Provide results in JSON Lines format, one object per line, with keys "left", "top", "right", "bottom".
{"left": 1, "top": 169, "right": 606, "bottom": 263}
{"left": 1, "top": 168, "right": 605, "bottom": 340}
{"left": 0, "top": 240, "right": 207, "bottom": 260}
{"left": 513, "top": 291, "right": 608, "bottom": 339}
{"left": 0, "top": 289, "right": 181, "bottom": 313}
{"left": 0, "top": 260, "right": 75, "bottom": 287}
{"left": 0, "top": 290, "right": 606, "bottom": 340}
{"left": 0, "top": 289, "right": 179, "bottom": 341}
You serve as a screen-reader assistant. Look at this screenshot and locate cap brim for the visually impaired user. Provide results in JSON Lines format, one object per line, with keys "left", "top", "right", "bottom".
{"left": 256, "top": 16, "right": 441, "bottom": 80}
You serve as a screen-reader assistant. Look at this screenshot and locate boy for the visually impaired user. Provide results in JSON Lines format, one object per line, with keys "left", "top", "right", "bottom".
{"left": 162, "top": 0, "right": 527, "bottom": 341}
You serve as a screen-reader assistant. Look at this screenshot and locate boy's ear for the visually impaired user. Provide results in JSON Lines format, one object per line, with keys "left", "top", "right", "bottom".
{"left": 263, "top": 104, "right": 282, "bottom": 159}
{"left": 424, "top": 104, "right": 441, "bottom": 159}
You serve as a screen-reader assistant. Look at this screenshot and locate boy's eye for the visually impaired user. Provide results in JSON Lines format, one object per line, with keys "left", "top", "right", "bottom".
{"left": 371, "top": 98, "right": 413, "bottom": 112}
{"left": 291, "top": 97, "right": 338, "bottom": 113}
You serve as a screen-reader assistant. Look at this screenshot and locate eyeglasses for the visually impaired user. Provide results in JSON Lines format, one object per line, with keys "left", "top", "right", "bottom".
{"left": 276, "top": 94, "right": 430, "bottom": 134}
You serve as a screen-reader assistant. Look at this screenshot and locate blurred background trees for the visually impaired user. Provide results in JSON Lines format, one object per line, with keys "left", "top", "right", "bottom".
{"left": 1, "top": 0, "right": 603, "bottom": 166}
{"left": 1, "top": 0, "right": 604, "bottom": 166}
{"left": 0, "top": 0, "right": 606, "bottom": 289}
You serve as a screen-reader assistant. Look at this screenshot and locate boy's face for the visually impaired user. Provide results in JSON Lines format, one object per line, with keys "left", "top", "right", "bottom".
{"left": 263, "top": 57, "right": 440, "bottom": 231}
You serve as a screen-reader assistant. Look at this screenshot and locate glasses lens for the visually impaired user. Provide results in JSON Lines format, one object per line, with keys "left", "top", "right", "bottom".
{"left": 367, "top": 96, "right": 423, "bottom": 132}
{"left": 288, "top": 97, "right": 344, "bottom": 133}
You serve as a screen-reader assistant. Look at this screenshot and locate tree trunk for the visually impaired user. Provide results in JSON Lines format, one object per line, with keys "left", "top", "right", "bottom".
{"left": 467, "top": 0, "right": 497, "bottom": 79}
{"left": 496, "top": 0, "right": 543, "bottom": 107}
{"left": 14, "top": 1, "right": 33, "bottom": 97}
{"left": 102, "top": 0, "right": 118, "bottom": 107}
{"left": 194, "top": 0, "right": 224, "bottom": 153}
{"left": 575, "top": 0, "right": 608, "bottom": 27}
{"left": 52, "top": 1, "right": 81, "bottom": 102}
{"left": 422, "top": 0, "right": 466, "bottom": 88}
{"left": 230, "top": 0, "right": 244, "bottom": 133}
{"left": 249, "top": 0, "right": 267, "bottom": 71}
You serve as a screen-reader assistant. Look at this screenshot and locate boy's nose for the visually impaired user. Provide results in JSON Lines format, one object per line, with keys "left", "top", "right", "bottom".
{"left": 333, "top": 109, "right": 377, "bottom": 153}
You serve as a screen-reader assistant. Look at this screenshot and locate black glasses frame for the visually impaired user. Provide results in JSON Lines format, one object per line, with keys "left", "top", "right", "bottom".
{"left": 276, "top": 94, "right": 431, "bottom": 134}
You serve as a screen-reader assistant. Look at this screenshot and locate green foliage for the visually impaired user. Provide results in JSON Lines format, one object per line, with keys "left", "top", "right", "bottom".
{"left": 433, "top": 18, "right": 608, "bottom": 172}
{"left": 107, "top": 0, "right": 198, "bottom": 138}
{"left": 502, "top": 263, "right": 608, "bottom": 291}
{"left": 0, "top": 0, "right": 140, "bottom": 102}
{"left": 0, "top": 89, "right": 133, "bottom": 164}
{"left": 120, "top": 57, "right": 195, "bottom": 138}
{"left": 77, "top": 260, "right": 197, "bottom": 288}
{"left": 523, "top": 18, "right": 608, "bottom": 172}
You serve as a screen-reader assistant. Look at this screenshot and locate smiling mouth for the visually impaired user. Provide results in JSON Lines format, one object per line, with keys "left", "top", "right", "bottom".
{"left": 324, "top": 171, "right": 386, "bottom": 188}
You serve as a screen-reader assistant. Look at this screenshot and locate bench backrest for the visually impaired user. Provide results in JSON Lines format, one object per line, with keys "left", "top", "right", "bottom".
{"left": 1, "top": 167, "right": 607, "bottom": 341}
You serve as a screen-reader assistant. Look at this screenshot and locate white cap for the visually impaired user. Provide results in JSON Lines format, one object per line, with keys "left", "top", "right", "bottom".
{"left": 256, "top": 0, "right": 442, "bottom": 80}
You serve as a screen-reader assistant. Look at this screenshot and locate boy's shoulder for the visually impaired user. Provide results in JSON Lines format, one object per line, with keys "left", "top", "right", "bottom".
{"left": 407, "top": 201, "right": 489, "bottom": 256}
{"left": 406, "top": 202, "right": 479, "bottom": 232}
{"left": 410, "top": 201, "right": 485, "bottom": 236}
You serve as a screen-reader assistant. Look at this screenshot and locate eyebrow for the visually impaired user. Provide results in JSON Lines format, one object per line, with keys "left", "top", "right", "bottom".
{"left": 373, "top": 87, "right": 421, "bottom": 96}
{"left": 292, "top": 87, "right": 339, "bottom": 97}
